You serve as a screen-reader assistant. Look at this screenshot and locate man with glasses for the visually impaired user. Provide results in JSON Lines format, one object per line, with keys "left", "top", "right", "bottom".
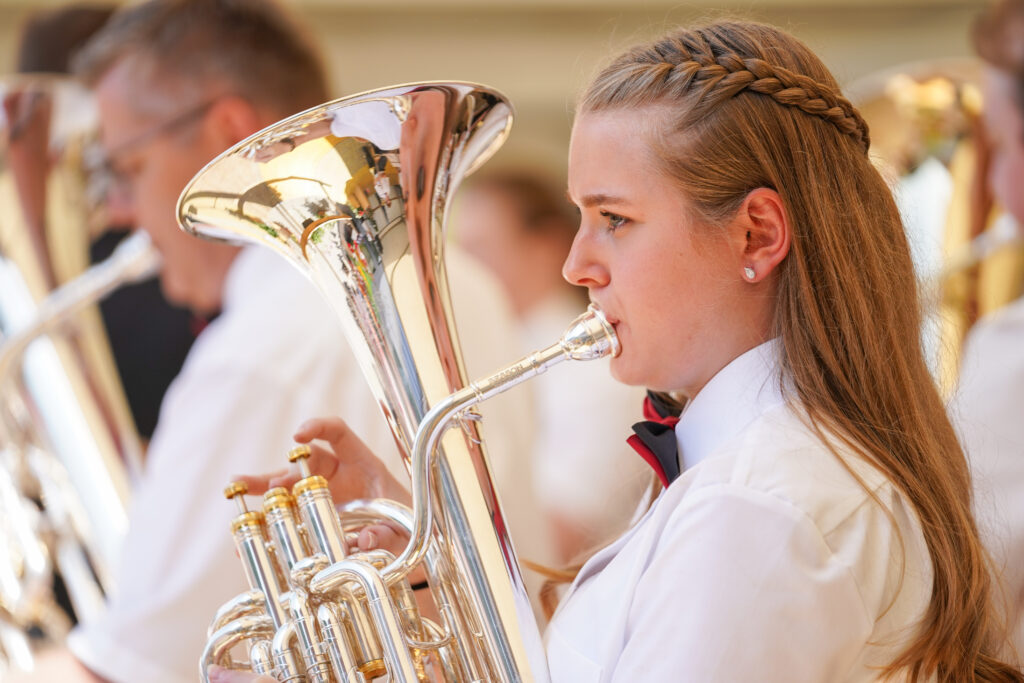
{"left": 12, "top": 1, "right": 533, "bottom": 682}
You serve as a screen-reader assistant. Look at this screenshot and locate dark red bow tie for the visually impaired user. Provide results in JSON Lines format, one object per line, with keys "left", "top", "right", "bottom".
{"left": 627, "top": 392, "right": 682, "bottom": 487}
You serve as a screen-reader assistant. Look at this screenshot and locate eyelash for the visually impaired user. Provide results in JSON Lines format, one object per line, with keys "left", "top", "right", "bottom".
{"left": 599, "top": 210, "right": 629, "bottom": 231}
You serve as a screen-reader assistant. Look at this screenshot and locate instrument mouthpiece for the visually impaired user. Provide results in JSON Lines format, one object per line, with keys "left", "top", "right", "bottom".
{"left": 559, "top": 303, "right": 620, "bottom": 361}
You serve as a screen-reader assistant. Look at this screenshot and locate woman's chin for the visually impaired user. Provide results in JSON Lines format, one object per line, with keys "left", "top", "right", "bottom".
{"left": 609, "top": 356, "right": 646, "bottom": 387}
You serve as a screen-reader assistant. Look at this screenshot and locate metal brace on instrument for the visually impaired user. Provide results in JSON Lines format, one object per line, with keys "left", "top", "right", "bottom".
{"left": 454, "top": 408, "right": 483, "bottom": 445}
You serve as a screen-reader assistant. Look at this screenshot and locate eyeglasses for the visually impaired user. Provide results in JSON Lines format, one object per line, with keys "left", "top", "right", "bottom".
{"left": 108, "top": 99, "right": 216, "bottom": 162}
{"left": 88, "top": 99, "right": 217, "bottom": 191}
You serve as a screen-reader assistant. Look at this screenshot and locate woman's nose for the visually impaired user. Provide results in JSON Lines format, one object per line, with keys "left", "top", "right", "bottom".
{"left": 562, "top": 230, "right": 609, "bottom": 289}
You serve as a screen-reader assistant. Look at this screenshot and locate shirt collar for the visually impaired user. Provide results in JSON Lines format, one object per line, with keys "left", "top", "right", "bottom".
{"left": 675, "top": 338, "right": 785, "bottom": 472}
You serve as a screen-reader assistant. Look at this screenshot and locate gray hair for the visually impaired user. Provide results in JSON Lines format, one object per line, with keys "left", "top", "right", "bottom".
{"left": 74, "top": 0, "right": 328, "bottom": 118}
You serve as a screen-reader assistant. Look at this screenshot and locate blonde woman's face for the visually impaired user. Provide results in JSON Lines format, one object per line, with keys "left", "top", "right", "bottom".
{"left": 563, "top": 110, "right": 754, "bottom": 397}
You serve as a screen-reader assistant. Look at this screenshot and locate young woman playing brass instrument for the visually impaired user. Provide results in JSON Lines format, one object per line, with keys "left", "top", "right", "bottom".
{"left": 219, "top": 19, "right": 1022, "bottom": 682}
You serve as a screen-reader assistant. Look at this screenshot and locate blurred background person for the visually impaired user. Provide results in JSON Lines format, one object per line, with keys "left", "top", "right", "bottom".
{"left": 50, "top": 2, "right": 368, "bottom": 681}
{"left": 950, "top": 0, "right": 1024, "bottom": 663}
{"left": 15, "top": 3, "right": 196, "bottom": 441}
{"left": 451, "top": 170, "right": 649, "bottom": 562}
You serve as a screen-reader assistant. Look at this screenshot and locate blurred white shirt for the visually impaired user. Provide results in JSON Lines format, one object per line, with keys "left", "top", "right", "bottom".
{"left": 951, "top": 295, "right": 1024, "bottom": 664}
{"left": 545, "top": 341, "right": 933, "bottom": 681}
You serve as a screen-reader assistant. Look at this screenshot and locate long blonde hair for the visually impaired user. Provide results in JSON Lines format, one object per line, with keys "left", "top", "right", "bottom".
{"left": 575, "top": 20, "right": 1020, "bottom": 682}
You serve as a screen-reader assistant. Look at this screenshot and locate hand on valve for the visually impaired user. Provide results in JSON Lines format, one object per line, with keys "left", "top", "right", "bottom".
{"left": 234, "top": 416, "right": 412, "bottom": 557}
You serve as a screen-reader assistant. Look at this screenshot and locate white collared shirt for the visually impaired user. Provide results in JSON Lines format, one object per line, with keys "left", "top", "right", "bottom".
{"left": 545, "top": 341, "right": 933, "bottom": 682}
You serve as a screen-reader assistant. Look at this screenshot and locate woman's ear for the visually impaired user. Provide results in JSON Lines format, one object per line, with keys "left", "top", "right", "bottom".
{"left": 735, "top": 187, "right": 790, "bottom": 283}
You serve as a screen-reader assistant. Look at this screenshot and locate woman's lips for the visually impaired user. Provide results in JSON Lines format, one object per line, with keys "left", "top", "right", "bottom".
{"left": 606, "top": 317, "right": 621, "bottom": 344}
{"left": 594, "top": 304, "right": 618, "bottom": 325}
{"left": 591, "top": 301, "right": 619, "bottom": 335}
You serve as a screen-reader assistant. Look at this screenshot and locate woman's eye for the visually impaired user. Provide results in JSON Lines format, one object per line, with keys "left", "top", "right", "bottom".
{"left": 599, "top": 210, "right": 628, "bottom": 231}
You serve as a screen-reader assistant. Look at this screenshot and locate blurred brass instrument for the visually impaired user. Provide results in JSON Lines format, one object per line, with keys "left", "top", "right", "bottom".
{"left": 854, "top": 61, "right": 1024, "bottom": 392}
{"left": 0, "top": 76, "right": 158, "bottom": 676}
{"left": 179, "top": 82, "right": 618, "bottom": 682}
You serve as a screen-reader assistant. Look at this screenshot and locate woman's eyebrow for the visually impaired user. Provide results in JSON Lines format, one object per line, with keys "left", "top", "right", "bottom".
{"left": 565, "top": 190, "right": 630, "bottom": 208}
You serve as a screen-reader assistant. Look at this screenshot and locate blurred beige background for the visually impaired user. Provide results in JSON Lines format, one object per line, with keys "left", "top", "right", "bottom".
{"left": 0, "top": 0, "right": 979, "bottom": 176}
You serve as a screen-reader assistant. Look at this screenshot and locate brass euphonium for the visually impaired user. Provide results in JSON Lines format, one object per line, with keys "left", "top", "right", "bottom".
{"left": 179, "top": 82, "right": 619, "bottom": 682}
{"left": 0, "top": 76, "right": 159, "bottom": 675}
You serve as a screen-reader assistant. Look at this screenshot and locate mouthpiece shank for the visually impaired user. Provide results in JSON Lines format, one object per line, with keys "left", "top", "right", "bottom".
{"left": 467, "top": 303, "right": 619, "bottom": 403}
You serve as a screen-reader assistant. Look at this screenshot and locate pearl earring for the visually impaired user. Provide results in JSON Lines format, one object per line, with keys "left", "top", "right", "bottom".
{"left": 743, "top": 266, "right": 756, "bottom": 281}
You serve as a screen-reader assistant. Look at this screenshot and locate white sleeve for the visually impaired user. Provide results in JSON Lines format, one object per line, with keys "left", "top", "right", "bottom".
{"left": 610, "top": 484, "right": 873, "bottom": 682}
{"left": 69, "top": 366, "right": 328, "bottom": 683}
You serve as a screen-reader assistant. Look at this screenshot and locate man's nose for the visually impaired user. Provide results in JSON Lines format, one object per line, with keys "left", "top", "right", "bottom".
{"left": 104, "top": 181, "right": 135, "bottom": 229}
